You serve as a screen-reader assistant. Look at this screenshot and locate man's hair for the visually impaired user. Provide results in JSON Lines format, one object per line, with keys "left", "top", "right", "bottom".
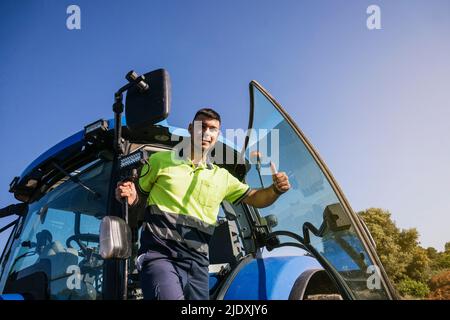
{"left": 193, "top": 108, "right": 221, "bottom": 124}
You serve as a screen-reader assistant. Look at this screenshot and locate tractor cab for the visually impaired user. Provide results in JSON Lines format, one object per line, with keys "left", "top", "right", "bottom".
{"left": 0, "top": 70, "right": 398, "bottom": 300}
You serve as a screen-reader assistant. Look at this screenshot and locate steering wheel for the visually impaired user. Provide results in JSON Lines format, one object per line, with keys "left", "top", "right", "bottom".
{"left": 66, "top": 233, "right": 99, "bottom": 255}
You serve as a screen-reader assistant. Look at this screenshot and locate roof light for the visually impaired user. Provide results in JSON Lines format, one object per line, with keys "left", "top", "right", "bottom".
{"left": 119, "top": 150, "right": 148, "bottom": 170}
{"left": 84, "top": 119, "right": 109, "bottom": 142}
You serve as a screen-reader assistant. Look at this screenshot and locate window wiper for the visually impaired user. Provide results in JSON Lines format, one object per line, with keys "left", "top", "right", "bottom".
{"left": 302, "top": 221, "right": 368, "bottom": 270}
{"left": 51, "top": 162, "right": 101, "bottom": 199}
{"left": 8, "top": 250, "right": 38, "bottom": 275}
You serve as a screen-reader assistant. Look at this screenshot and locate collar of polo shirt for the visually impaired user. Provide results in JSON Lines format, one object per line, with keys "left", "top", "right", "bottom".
{"left": 175, "top": 147, "right": 214, "bottom": 170}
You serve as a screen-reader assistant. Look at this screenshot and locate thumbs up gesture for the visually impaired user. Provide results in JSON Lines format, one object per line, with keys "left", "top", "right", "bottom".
{"left": 270, "top": 162, "right": 291, "bottom": 195}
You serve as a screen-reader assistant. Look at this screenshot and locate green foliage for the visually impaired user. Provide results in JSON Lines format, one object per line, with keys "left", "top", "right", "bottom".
{"left": 359, "top": 208, "right": 430, "bottom": 284}
{"left": 426, "top": 247, "right": 438, "bottom": 261}
{"left": 397, "top": 278, "right": 430, "bottom": 298}
{"left": 406, "top": 247, "right": 431, "bottom": 283}
{"left": 427, "top": 246, "right": 450, "bottom": 272}
{"left": 358, "top": 208, "right": 439, "bottom": 298}
{"left": 435, "top": 253, "right": 450, "bottom": 270}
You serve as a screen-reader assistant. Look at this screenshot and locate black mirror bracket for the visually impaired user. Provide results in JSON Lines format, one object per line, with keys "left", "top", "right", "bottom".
{"left": 112, "top": 70, "right": 149, "bottom": 224}
{"left": 113, "top": 71, "right": 148, "bottom": 157}
{"left": 110, "top": 71, "right": 147, "bottom": 301}
{"left": 0, "top": 203, "right": 29, "bottom": 219}
{"left": 113, "top": 91, "right": 125, "bottom": 156}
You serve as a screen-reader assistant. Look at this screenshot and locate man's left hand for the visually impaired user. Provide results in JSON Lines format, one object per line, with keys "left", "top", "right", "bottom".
{"left": 271, "top": 162, "right": 291, "bottom": 194}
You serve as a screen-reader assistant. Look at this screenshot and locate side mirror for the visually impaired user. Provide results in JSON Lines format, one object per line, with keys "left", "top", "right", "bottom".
{"left": 125, "top": 68, "right": 171, "bottom": 138}
{"left": 0, "top": 203, "right": 29, "bottom": 218}
{"left": 99, "top": 216, "right": 131, "bottom": 259}
{"left": 323, "top": 203, "right": 351, "bottom": 232}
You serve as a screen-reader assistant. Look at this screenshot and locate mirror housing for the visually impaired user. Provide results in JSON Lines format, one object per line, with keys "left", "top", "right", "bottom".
{"left": 125, "top": 68, "right": 171, "bottom": 138}
{"left": 323, "top": 203, "right": 351, "bottom": 232}
{"left": 0, "top": 203, "right": 29, "bottom": 218}
{"left": 99, "top": 216, "right": 131, "bottom": 259}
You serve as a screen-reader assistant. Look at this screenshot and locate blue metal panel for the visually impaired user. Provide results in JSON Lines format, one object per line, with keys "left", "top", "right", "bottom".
{"left": 20, "top": 130, "right": 85, "bottom": 178}
{"left": 0, "top": 294, "right": 25, "bottom": 300}
{"left": 20, "top": 118, "right": 122, "bottom": 179}
{"left": 209, "top": 274, "right": 220, "bottom": 291}
{"left": 224, "top": 256, "right": 322, "bottom": 300}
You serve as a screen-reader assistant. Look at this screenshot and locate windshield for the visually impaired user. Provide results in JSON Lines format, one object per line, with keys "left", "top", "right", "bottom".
{"left": 245, "top": 83, "right": 389, "bottom": 299}
{"left": 0, "top": 160, "right": 111, "bottom": 300}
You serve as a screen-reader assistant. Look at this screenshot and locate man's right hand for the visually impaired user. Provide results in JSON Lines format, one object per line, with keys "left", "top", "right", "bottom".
{"left": 115, "top": 181, "right": 137, "bottom": 206}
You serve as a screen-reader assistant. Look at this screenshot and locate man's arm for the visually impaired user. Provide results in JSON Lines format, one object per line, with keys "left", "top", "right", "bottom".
{"left": 242, "top": 186, "right": 280, "bottom": 208}
{"left": 243, "top": 163, "right": 291, "bottom": 208}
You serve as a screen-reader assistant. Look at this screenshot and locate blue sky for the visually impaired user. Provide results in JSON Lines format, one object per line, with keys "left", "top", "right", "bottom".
{"left": 1, "top": 0, "right": 449, "bottom": 252}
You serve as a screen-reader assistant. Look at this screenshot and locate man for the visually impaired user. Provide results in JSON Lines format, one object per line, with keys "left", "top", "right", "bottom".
{"left": 115, "top": 108, "right": 290, "bottom": 300}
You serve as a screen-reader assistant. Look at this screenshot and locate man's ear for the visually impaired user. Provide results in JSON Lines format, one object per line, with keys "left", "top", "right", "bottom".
{"left": 188, "top": 123, "right": 192, "bottom": 135}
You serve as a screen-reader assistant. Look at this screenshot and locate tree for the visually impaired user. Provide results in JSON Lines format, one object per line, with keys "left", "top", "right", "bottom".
{"left": 435, "top": 252, "right": 450, "bottom": 270}
{"left": 427, "top": 246, "right": 450, "bottom": 272}
{"left": 426, "top": 247, "right": 438, "bottom": 261}
{"left": 358, "top": 209, "right": 402, "bottom": 279}
{"left": 358, "top": 208, "right": 431, "bottom": 296}
{"left": 359, "top": 208, "right": 426, "bottom": 282}
{"left": 406, "top": 247, "right": 431, "bottom": 283}
{"left": 358, "top": 208, "right": 450, "bottom": 299}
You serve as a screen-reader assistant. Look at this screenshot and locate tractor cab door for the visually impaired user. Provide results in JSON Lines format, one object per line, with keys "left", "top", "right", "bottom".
{"left": 242, "top": 81, "right": 397, "bottom": 299}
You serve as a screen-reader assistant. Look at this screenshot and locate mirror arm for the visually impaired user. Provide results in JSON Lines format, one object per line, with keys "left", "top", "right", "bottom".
{"left": 302, "top": 221, "right": 327, "bottom": 245}
{"left": 0, "top": 219, "right": 19, "bottom": 234}
{"left": 113, "top": 91, "right": 125, "bottom": 156}
{"left": 113, "top": 71, "right": 149, "bottom": 156}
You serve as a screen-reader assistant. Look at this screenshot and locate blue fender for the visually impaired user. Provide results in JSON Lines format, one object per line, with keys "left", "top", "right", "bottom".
{"left": 223, "top": 255, "right": 323, "bottom": 300}
{"left": 0, "top": 294, "right": 25, "bottom": 300}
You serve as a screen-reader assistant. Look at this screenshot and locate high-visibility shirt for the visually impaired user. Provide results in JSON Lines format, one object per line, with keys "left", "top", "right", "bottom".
{"left": 138, "top": 150, "right": 250, "bottom": 264}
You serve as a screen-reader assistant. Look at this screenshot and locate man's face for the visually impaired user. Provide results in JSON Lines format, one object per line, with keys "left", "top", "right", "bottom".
{"left": 188, "top": 115, "right": 220, "bottom": 153}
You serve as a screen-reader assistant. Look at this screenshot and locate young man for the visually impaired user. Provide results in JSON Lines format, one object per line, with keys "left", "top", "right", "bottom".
{"left": 115, "top": 108, "right": 290, "bottom": 300}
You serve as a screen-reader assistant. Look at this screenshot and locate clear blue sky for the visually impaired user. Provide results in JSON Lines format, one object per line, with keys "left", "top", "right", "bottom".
{"left": 1, "top": 0, "right": 449, "bottom": 252}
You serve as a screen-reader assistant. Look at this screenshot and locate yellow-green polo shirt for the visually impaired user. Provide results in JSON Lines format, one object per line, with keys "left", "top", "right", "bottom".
{"left": 138, "top": 151, "right": 250, "bottom": 226}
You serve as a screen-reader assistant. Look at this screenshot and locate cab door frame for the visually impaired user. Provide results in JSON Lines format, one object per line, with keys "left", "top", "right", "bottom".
{"left": 244, "top": 80, "right": 398, "bottom": 300}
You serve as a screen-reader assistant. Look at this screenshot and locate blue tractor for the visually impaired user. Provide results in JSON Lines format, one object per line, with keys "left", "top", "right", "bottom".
{"left": 0, "top": 69, "right": 398, "bottom": 300}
